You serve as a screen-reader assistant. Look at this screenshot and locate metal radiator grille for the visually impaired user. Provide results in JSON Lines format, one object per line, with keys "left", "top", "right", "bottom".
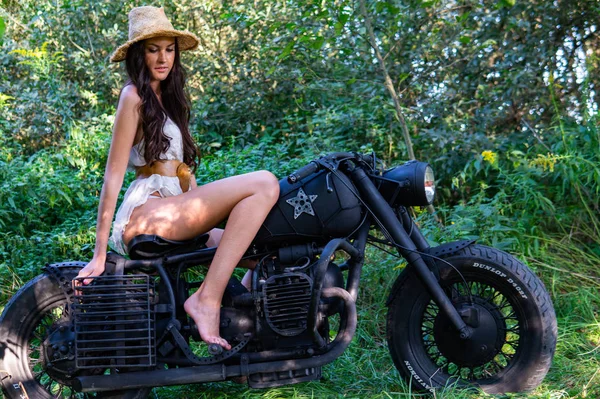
{"left": 72, "top": 274, "right": 156, "bottom": 368}
{"left": 263, "top": 273, "right": 313, "bottom": 336}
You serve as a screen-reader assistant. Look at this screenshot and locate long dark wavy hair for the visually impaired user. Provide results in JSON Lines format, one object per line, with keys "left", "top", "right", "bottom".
{"left": 124, "top": 38, "right": 199, "bottom": 171}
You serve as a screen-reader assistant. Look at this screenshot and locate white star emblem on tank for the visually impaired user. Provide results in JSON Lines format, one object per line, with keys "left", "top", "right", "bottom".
{"left": 286, "top": 188, "right": 318, "bottom": 219}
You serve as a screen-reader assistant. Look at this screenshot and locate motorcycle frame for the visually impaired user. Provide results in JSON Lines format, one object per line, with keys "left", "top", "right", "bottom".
{"left": 73, "top": 157, "right": 472, "bottom": 392}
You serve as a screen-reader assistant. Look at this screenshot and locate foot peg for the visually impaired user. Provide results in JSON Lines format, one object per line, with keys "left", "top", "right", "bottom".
{"left": 208, "top": 343, "right": 224, "bottom": 355}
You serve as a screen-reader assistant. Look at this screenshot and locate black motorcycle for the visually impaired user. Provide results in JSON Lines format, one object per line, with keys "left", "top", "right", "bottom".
{"left": 0, "top": 152, "right": 557, "bottom": 398}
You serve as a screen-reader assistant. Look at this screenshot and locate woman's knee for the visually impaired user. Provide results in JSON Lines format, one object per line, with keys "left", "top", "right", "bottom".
{"left": 252, "top": 170, "right": 280, "bottom": 204}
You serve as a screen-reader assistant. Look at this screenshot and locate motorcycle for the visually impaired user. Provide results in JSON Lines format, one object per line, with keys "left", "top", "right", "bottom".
{"left": 0, "top": 152, "right": 557, "bottom": 398}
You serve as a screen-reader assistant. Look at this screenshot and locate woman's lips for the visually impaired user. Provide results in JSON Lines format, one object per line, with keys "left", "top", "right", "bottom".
{"left": 155, "top": 67, "right": 169, "bottom": 72}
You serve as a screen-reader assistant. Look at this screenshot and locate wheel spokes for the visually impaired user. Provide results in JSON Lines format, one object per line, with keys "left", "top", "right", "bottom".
{"left": 421, "top": 279, "right": 522, "bottom": 382}
{"left": 27, "top": 304, "right": 92, "bottom": 399}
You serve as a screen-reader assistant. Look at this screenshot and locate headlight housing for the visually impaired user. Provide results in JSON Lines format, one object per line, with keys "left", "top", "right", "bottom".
{"left": 379, "top": 160, "right": 436, "bottom": 207}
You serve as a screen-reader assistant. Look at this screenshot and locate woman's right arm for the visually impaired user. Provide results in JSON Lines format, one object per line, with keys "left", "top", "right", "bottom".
{"left": 76, "top": 86, "right": 141, "bottom": 283}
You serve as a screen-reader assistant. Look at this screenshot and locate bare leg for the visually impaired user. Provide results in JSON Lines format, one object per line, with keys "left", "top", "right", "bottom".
{"left": 208, "top": 228, "right": 255, "bottom": 290}
{"left": 183, "top": 187, "right": 277, "bottom": 348}
{"left": 124, "top": 171, "right": 279, "bottom": 349}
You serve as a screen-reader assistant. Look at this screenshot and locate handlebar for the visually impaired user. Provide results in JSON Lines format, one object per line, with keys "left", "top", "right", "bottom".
{"left": 287, "top": 152, "right": 375, "bottom": 183}
{"left": 287, "top": 161, "right": 319, "bottom": 183}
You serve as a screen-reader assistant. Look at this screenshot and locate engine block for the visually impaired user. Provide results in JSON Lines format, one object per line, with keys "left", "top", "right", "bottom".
{"left": 262, "top": 272, "right": 313, "bottom": 336}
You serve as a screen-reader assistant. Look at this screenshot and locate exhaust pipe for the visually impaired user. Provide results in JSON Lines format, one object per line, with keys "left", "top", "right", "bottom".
{"left": 74, "top": 287, "right": 356, "bottom": 393}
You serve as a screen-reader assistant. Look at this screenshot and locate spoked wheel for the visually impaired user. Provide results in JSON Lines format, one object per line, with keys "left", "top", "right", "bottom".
{"left": 386, "top": 244, "right": 557, "bottom": 394}
{"left": 422, "top": 278, "right": 522, "bottom": 380}
{"left": 29, "top": 298, "right": 79, "bottom": 397}
{"left": 0, "top": 268, "right": 151, "bottom": 399}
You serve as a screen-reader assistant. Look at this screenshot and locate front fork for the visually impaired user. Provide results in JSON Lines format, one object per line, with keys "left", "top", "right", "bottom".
{"left": 351, "top": 167, "right": 473, "bottom": 339}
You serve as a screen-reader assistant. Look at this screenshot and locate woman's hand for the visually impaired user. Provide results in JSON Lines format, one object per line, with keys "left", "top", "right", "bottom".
{"left": 74, "top": 256, "right": 106, "bottom": 287}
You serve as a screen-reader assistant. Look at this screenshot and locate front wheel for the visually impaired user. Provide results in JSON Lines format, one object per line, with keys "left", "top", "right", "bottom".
{"left": 0, "top": 265, "right": 152, "bottom": 399}
{"left": 386, "top": 244, "right": 557, "bottom": 394}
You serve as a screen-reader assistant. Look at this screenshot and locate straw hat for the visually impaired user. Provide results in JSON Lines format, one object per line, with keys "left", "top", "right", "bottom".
{"left": 110, "top": 6, "right": 199, "bottom": 63}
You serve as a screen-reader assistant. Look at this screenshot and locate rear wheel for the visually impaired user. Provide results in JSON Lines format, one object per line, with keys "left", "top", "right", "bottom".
{"left": 0, "top": 266, "right": 152, "bottom": 399}
{"left": 386, "top": 244, "right": 557, "bottom": 393}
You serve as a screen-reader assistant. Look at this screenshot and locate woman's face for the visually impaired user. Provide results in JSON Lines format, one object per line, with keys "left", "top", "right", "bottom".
{"left": 144, "top": 37, "right": 176, "bottom": 83}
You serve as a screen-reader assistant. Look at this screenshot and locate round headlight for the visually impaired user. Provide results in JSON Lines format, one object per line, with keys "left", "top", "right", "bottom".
{"left": 381, "top": 161, "right": 435, "bottom": 207}
{"left": 424, "top": 165, "right": 435, "bottom": 204}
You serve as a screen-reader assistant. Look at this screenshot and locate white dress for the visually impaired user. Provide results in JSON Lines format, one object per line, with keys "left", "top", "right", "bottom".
{"left": 108, "top": 117, "right": 188, "bottom": 255}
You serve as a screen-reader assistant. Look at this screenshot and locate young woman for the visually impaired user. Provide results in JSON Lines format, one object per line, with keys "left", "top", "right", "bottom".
{"left": 75, "top": 6, "right": 279, "bottom": 351}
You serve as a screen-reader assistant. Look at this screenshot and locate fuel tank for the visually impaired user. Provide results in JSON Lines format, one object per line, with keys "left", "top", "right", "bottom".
{"left": 254, "top": 170, "right": 363, "bottom": 245}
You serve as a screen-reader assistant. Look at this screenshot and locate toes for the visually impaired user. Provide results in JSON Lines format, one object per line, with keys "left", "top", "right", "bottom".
{"left": 207, "top": 336, "right": 230, "bottom": 350}
{"left": 217, "top": 338, "right": 231, "bottom": 350}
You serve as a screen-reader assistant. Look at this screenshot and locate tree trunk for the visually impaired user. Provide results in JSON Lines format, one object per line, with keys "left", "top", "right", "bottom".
{"left": 359, "top": 0, "right": 440, "bottom": 219}
{"left": 358, "top": 0, "right": 415, "bottom": 161}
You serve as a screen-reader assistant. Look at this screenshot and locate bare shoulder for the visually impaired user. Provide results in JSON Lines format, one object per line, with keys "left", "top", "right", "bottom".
{"left": 113, "top": 85, "right": 142, "bottom": 140}
{"left": 118, "top": 84, "right": 142, "bottom": 110}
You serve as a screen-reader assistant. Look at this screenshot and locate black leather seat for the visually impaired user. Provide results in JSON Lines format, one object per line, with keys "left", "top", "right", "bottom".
{"left": 127, "top": 233, "right": 210, "bottom": 260}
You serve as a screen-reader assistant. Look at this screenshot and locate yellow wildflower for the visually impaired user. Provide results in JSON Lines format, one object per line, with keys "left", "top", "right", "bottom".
{"left": 481, "top": 150, "right": 497, "bottom": 165}
{"left": 529, "top": 153, "right": 557, "bottom": 172}
{"left": 0, "top": 93, "right": 13, "bottom": 108}
{"left": 10, "top": 42, "right": 49, "bottom": 59}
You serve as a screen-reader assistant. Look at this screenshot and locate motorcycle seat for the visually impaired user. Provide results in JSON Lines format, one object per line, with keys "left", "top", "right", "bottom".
{"left": 127, "top": 233, "right": 210, "bottom": 260}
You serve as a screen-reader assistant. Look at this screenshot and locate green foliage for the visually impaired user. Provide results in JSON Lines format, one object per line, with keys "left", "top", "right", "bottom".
{"left": 0, "top": 116, "right": 111, "bottom": 233}
{"left": 0, "top": 16, "right": 5, "bottom": 44}
{"left": 444, "top": 117, "right": 599, "bottom": 234}
{"left": 3, "top": 41, "right": 80, "bottom": 151}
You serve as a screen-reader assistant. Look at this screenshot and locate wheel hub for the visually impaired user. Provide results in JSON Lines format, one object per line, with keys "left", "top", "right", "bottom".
{"left": 433, "top": 297, "right": 507, "bottom": 367}
{"left": 42, "top": 321, "right": 77, "bottom": 383}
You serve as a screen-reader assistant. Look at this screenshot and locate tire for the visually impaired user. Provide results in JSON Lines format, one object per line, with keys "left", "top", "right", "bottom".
{"left": 386, "top": 244, "right": 557, "bottom": 394}
{"left": 0, "top": 266, "right": 152, "bottom": 399}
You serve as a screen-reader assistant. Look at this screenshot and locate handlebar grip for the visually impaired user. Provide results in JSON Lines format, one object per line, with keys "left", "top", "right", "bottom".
{"left": 287, "top": 161, "right": 319, "bottom": 183}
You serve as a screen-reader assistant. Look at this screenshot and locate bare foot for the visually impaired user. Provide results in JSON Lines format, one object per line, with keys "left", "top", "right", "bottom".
{"left": 183, "top": 289, "right": 231, "bottom": 350}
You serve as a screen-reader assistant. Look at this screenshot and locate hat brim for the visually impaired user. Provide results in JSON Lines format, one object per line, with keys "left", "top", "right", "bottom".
{"left": 110, "top": 30, "right": 199, "bottom": 62}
